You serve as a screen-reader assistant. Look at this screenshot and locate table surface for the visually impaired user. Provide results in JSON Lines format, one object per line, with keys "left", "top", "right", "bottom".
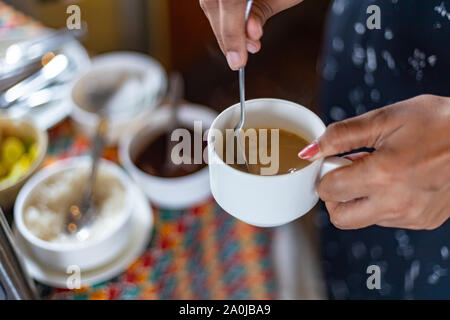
{"left": 37, "top": 121, "right": 279, "bottom": 300}
{"left": 0, "top": 1, "right": 277, "bottom": 299}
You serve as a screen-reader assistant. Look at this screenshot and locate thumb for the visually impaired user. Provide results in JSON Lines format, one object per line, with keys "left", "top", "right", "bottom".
{"left": 298, "top": 108, "right": 390, "bottom": 161}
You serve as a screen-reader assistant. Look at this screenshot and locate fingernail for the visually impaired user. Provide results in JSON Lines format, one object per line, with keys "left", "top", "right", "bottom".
{"left": 343, "top": 152, "right": 369, "bottom": 161}
{"left": 247, "top": 43, "right": 258, "bottom": 54}
{"left": 342, "top": 156, "right": 352, "bottom": 162}
{"left": 343, "top": 154, "right": 356, "bottom": 161}
{"left": 298, "top": 141, "right": 319, "bottom": 160}
{"left": 226, "top": 51, "right": 241, "bottom": 70}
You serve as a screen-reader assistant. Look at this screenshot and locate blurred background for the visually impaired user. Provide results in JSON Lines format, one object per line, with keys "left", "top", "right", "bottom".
{"left": 1, "top": 0, "right": 335, "bottom": 300}
{"left": 8, "top": 0, "right": 331, "bottom": 113}
{"left": 5, "top": 0, "right": 332, "bottom": 250}
{"left": 3, "top": 0, "right": 450, "bottom": 301}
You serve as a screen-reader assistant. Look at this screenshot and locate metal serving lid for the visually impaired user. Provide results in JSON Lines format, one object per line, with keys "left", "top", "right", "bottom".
{"left": 0, "top": 207, "right": 38, "bottom": 300}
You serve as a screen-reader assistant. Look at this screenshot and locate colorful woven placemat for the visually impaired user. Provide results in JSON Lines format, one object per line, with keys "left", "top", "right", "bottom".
{"left": 37, "top": 121, "right": 276, "bottom": 300}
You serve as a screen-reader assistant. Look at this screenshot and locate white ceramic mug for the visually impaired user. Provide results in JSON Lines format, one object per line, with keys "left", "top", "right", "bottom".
{"left": 208, "top": 98, "right": 351, "bottom": 227}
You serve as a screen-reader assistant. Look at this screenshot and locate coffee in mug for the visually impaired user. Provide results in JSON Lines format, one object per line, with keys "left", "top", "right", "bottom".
{"left": 222, "top": 128, "right": 311, "bottom": 175}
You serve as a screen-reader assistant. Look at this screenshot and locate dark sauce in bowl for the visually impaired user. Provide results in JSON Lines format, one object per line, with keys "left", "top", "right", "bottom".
{"left": 134, "top": 128, "right": 207, "bottom": 178}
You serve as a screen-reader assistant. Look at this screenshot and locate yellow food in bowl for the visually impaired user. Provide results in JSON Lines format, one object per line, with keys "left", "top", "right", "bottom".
{"left": 0, "top": 135, "right": 38, "bottom": 189}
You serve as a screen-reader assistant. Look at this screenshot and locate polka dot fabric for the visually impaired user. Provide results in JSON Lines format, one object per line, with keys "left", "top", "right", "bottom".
{"left": 318, "top": 0, "right": 450, "bottom": 299}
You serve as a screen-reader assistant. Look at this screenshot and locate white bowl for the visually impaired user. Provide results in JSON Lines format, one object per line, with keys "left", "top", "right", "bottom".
{"left": 14, "top": 157, "right": 134, "bottom": 271}
{"left": 119, "top": 103, "right": 217, "bottom": 209}
{"left": 70, "top": 52, "right": 167, "bottom": 144}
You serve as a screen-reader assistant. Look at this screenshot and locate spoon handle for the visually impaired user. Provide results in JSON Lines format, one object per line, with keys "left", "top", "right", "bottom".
{"left": 234, "top": 0, "right": 254, "bottom": 172}
{"left": 245, "top": 0, "right": 254, "bottom": 21}
{"left": 0, "top": 55, "right": 69, "bottom": 109}
{"left": 237, "top": 0, "right": 254, "bottom": 131}
{"left": 83, "top": 117, "right": 108, "bottom": 205}
{"left": 237, "top": 67, "right": 246, "bottom": 131}
{"left": 167, "top": 71, "right": 184, "bottom": 132}
{"left": 65, "top": 116, "right": 108, "bottom": 235}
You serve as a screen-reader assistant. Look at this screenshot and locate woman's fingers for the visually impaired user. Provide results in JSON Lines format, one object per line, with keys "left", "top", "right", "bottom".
{"left": 317, "top": 94, "right": 450, "bottom": 231}
{"left": 343, "top": 151, "right": 370, "bottom": 161}
{"left": 201, "top": 0, "right": 246, "bottom": 59}
{"left": 318, "top": 155, "right": 373, "bottom": 202}
{"left": 299, "top": 107, "right": 399, "bottom": 161}
{"left": 219, "top": 0, "right": 248, "bottom": 70}
{"left": 246, "top": 15, "right": 264, "bottom": 41}
{"left": 201, "top": 0, "right": 305, "bottom": 69}
{"left": 325, "top": 197, "right": 380, "bottom": 230}
{"left": 200, "top": 0, "right": 227, "bottom": 53}
{"left": 246, "top": 39, "right": 261, "bottom": 54}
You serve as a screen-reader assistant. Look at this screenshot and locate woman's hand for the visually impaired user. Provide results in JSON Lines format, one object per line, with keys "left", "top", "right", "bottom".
{"left": 200, "top": 0, "right": 304, "bottom": 70}
{"left": 298, "top": 94, "right": 450, "bottom": 230}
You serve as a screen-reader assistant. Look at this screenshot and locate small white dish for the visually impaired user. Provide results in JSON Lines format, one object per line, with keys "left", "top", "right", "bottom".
{"left": 119, "top": 103, "right": 217, "bottom": 209}
{"left": 70, "top": 52, "right": 167, "bottom": 144}
{"left": 13, "top": 182, "right": 153, "bottom": 288}
{"left": 14, "top": 157, "right": 134, "bottom": 271}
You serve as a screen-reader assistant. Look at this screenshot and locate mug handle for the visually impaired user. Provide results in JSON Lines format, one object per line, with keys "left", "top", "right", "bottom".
{"left": 319, "top": 156, "right": 352, "bottom": 179}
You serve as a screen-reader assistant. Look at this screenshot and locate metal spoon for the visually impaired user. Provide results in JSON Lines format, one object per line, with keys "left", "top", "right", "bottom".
{"left": 234, "top": 0, "right": 254, "bottom": 173}
{"left": 167, "top": 72, "right": 184, "bottom": 135}
{"left": 1, "top": 22, "right": 87, "bottom": 81}
{"left": 65, "top": 117, "right": 108, "bottom": 241}
{"left": 64, "top": 77, "right": 127, "bottom": 240}
{"left": 0, "top": 54, "right": 69, "bottom": 109}
{"left": 6, "top": 84, "right": 68, "bottom": 111}
{"left": 164, "top": 72, "right": 184, "bottom": 175}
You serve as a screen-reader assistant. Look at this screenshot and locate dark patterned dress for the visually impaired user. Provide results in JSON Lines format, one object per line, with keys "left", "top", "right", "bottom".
{"left": 318, "top": 0, "right": 450, "bottom": 299}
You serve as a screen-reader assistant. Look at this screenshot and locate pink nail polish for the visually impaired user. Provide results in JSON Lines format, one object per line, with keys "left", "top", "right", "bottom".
{"left": 298, "top": 141, "right": 319, "bottom": 159}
